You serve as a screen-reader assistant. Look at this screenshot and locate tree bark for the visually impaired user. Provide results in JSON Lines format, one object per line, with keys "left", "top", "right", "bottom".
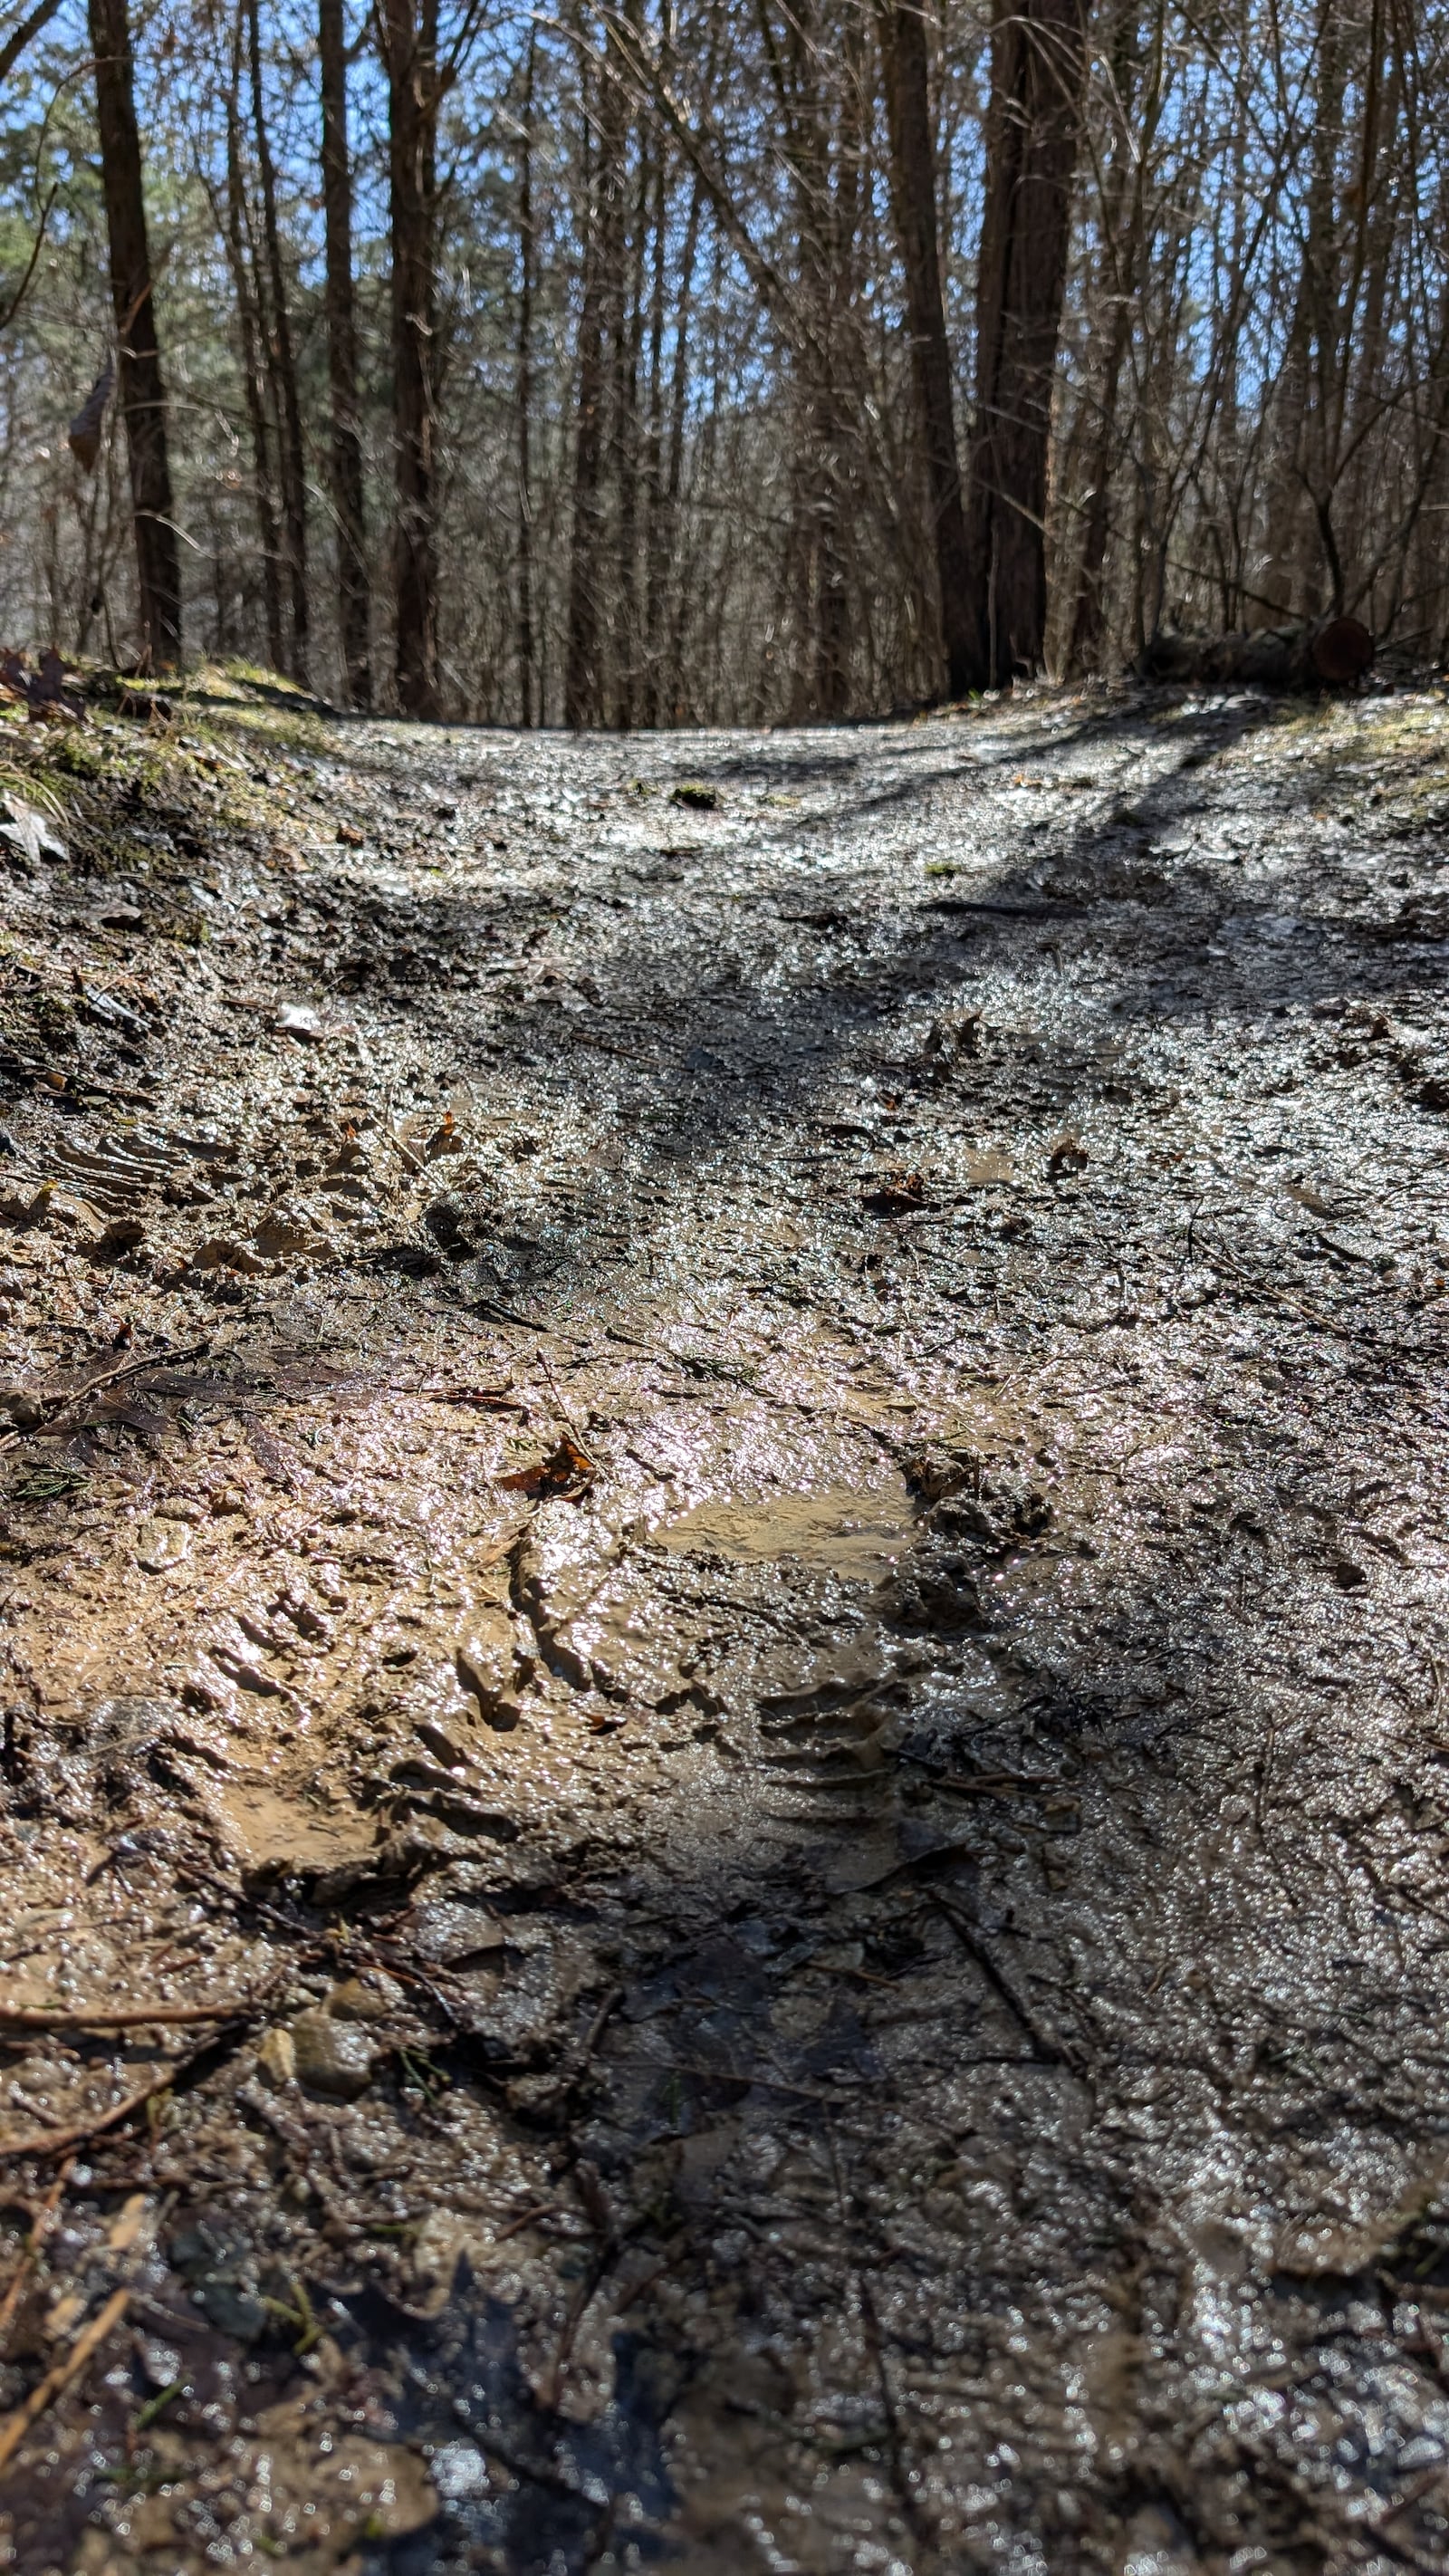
{"left": 1064, "top": 0, "right": 1147, "bottom": 673}
{"left": 877, "top": 0, "right": 976, "bottom": 697}
{"left": 319, "top": 0, "right": 371, "bottom": 707}
{"left": 246, "top": 0, "right": 308, "bottom": 681}
{"left": 659, "top": 168, "right": 702, "bottom": 725}
{"left": 567, "top": 13, "right": 625, "bottom": 730}
{"left": 515, "top": 21, "right": 537, "bottom": 727}
{"left": 966, "top": 0, "right": 1088, "bottom": 684}
{"left": 87, "top": 0, "right": 182, "bottom": 669}
{"left": 639, "top": 133, "right": 669, "bottom": 727}
{"left": 380, "top": 0, "right": 441, "bottom": 720}
{"left": 221, "top": 24, "right": 283, "bottom": 674}
{"left": 613, "top": 75, "right": 648, "bottom": 730}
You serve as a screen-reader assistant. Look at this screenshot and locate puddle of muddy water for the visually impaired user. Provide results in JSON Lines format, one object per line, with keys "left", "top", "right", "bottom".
{"left": 657, "top": 1475, "right": 916, "bottom": 1582}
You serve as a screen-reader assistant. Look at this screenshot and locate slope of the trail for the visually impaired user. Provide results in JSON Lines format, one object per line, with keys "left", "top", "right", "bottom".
{"left": 1, "top": 671, "right": 1449, "bottom": 2573}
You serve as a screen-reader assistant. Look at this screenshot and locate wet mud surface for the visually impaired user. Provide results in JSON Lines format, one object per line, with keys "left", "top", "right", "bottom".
{"left": 4, "top": 677, "right": 1449, "bottom": 2570}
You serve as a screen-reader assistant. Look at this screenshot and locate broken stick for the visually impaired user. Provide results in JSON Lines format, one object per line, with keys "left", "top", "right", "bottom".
{"left": 0, "top": 2285, "right": 130, "bottom": 2474}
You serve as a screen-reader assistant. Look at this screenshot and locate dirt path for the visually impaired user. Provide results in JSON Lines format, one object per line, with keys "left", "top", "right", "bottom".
{"left": 3, "top": 673, "right": 1449, "bottom": 2572}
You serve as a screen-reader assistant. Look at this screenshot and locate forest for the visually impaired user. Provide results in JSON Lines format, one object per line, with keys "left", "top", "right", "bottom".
{"left": 2, "top": 0, "right": 1444, "bottom": 724}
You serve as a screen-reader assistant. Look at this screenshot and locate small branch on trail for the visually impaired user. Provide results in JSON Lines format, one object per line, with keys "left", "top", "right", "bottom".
{"left": 64, "top": 1335, "right": 213, "bottom": 1401}
{"left": 0, "top": 2285, "right": 130, "bottom": 2472}
{"left": 0, "top": 2025, "right": 245, "bottom": 2160}
{"left": 0, "top": 2155, "right": 73, "bottom": 2346}
{"left": 0, "top": 2000, "right": 254, "bottom": 2032}
{"left": 5, "top": 1338, "right": 216, "bottom": 1447}
{"left": 928, "top": 1892, "right": 1086, "bottom": 2073}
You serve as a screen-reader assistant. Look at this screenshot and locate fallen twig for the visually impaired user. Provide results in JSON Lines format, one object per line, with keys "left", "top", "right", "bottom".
{"left": 0, "top": 2000, "right": 254, "bottom": 2033}
{"left": 927, "top": 1892, "right": 1086, "bottom": 2074}
{"left": 41, "top": 1337, "right": 213, "bottom": 1418}
{"left": 0, "top": 2155, "right": 73, "bottom": 2346}
{"left": 0, "top": 2027, "right": 240, "bottom": 2159}
{"left": 0, "top": 2285, "right": 130, "bottom": 2474}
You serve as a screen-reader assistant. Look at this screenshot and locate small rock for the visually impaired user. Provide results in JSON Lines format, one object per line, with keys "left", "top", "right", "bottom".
{"left": 256, "top": 2024, "right": 296, "bottom": 2085}
{"left": 255, "top": 1207, "right": 327, "bottom": 1258}
{"left": 275, "top": 1004, "right": 323, "bottom": 1043}
{"left": 290, "top": 2007, "right": 375, "bottom": 2101}
{"left": 456, "top": 1618, "right": 529, "bottom": 1728}
{"left": 190, "top": 1237, "right": 270, "bottom": 1275}
{"left": 410, "top": 1898, "right": 504, "bottom": 1967}
{"left": 134, "top": 1514, "right": 191, "bottom": 1572}
{"left": 136, "top": 2336, "right": 182, "bottom": 2390}
{"left": 424, "top": 1197, "right": 474, "bottom": 1257}
{"left": 325, "top": 1972, "right": 404, "bottom": 2023}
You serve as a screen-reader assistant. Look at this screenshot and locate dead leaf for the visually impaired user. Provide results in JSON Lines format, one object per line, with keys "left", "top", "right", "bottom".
{"left": 0, "top": 796, "right": 66, "bottom": 874}
{"left": 863, "top": 1170, "right": 928, "bottom": 1216}
{"left": 497, "top": 1433, "right": 598, "bottom": 1498}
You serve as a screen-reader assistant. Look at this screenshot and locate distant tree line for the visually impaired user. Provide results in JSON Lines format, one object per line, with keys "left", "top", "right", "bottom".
{"left": 0, "top": 0, "right": 1444, "bottom": 723}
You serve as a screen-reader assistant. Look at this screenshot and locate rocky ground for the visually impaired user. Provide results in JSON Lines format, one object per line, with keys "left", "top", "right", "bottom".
{"left": 0, "top": 666, "right": 1448, "bottom": 2574}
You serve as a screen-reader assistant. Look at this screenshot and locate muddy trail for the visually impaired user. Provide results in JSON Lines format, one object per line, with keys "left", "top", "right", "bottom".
{"left": 1, "top": 671, "right": 1449, "bottom": 2573}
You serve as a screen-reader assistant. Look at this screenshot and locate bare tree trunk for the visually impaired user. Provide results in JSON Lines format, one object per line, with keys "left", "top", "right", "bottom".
{"left": 245, "top": 0, "right": 308, "bottom": 680}
{"left": 87, "top": 0, "right": 182, "bottom": 669}
{"left": 966, "top": 0, "right": 1088, "bottom": 684}
{"left": 567, "top": 13, "right": 625, "bottom": 730}
{"left": 812, "top": 5, "right": 866, "bottom": 718}
{"left": 1258, "top": 1, "right": 1344, "bottom": 622}
{"left": 877, "top": 0, "right": 977, "bottom": 696}
{"left": 1065, "top": 0, "right": 1155, "bottom": 672}
{"left": 221, "top": 25, "right": 283, "bottom": 672}
{"left": 659, "top": 169, "right": 703, "bottom": 725}
{"left": 614, "top": 88, "right": 648, "bottom": 730}
{"left": 319, "top": 0, "right": 371, "bottom": 707}
{"left": 381, "top": 0, "right": 441, "bottom": 719}
{"left": 639, "top": 135, "right": 669, "bottom": 727}
{"left": 515, "top": 22, "right": 537, "bottom": 728}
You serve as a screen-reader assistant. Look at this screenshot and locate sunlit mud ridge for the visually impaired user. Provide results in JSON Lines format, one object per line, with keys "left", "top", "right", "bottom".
{"left": 2, "top": 674, "right": 1449, "bottom": 2572}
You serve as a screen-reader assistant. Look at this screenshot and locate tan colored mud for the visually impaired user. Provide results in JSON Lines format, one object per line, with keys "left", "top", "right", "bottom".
{"left": 3, "top": 680, "right": 1449, "bottom": 2570}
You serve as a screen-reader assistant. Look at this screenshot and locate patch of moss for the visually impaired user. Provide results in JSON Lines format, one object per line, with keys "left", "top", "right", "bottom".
{"left": 39, "top": 733, "right": 107, "bottom": 783}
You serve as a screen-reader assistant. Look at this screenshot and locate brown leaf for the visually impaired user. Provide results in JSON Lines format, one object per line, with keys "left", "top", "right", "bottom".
{"left": 863, "top": 1169, "right": 928, "bottom": 1216}
{"left": 498, "top": 1432, "right": 598, "bottom": 1498}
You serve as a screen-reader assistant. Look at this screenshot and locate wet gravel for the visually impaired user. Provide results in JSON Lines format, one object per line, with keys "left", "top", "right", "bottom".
{"left": 2, "top": 675, "right": 1449, "bottom": 2571}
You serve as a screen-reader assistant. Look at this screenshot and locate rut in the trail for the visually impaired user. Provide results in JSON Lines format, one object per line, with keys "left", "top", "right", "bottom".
{"left": 2, "top": 676, "right": 1449, "bottom": 2573}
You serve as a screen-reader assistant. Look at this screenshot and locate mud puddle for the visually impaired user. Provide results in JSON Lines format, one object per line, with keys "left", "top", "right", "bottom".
{"left": 658, "top": 1475, "right": 916, "bottom": 1581}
